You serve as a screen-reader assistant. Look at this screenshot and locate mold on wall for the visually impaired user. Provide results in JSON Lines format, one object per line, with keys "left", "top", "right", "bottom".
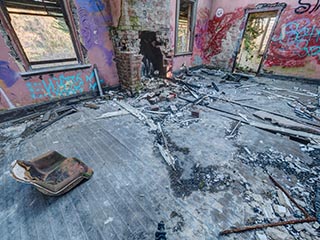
{"left": 118, "top": 0, "right": 171, "bottom": 31}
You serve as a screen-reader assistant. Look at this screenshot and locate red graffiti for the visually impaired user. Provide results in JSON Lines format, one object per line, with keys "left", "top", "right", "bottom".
{"left": 265, "top": 6, "right": 320, "bottom": 68}
{"left": 201, "top": 8, "right": 244, "bottom": 62}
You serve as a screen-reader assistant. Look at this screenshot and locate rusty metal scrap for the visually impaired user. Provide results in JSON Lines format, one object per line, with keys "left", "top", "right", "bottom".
{"left": 316, "top": 183, "right": 320, "bottom": 222}
{"left": 269, "top": 175, "right": 310, "bottom": 218}
{"left": 220, "top": 217, "right": 317, "bottom": 235}
{"left": 220, "top": 174, "right": 318, "bottom": 235}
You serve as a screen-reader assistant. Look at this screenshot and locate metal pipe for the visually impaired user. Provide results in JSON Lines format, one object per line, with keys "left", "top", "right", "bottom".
{"left": 93, "top": 66, "right": 104, "bottom": 97}
{"left": 0, "top": 87, "right": 16, "bottom": 109}
{"left": 220, "top": 217, "right": 317, "bottom": 235}
{"left": 269, "top": 175, "right": 310, "bottom": 218}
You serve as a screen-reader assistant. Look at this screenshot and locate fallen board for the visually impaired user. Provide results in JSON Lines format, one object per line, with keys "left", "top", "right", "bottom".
{"left": 249, "top": 121, "right": 320, "bottom": 144}
{"left": 114, "top": 100, "right": 157, "bottom": 131}
{"left": 96, "top": 110, "right": 130, "bottom": 119}
{"left": 253, "top": 111, "right": 320, "bottom": 135}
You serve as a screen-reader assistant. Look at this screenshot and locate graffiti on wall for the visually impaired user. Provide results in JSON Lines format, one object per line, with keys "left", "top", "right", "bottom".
{"left": 0, "top": 61, "right": 19, "bottom": 109}
{"left": 77, "top": 0, "right": 113, "bottom": 66}
{"left": 26, "top": 72, "right": 101, "bottom": 100}
{"left": 0, "top": 61, "right": 19, "bottom": 88}
{"left": 295, "top": 0, "right": 320, "bottom": 14}
{"left": 77, "top": 0, "right": 106, "bottom": 13}
{"left": 204, "top": 8, "right": 244, "bottom": 62}
{"left": 272, "top": 18, "right": 320, "bottom": 60}
{"left": 265, "top": 1, "right": 320, "bottom": 68}
{"left": 256, "top": 2, "right": 287, "bottom": 9}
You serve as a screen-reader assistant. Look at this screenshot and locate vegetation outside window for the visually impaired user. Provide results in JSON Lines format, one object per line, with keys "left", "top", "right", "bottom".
{"left": 175, "top": 0, "right": 196, "bottom": 55}
{"left": 0, "top": 0, "right": 83, "bottom": 70}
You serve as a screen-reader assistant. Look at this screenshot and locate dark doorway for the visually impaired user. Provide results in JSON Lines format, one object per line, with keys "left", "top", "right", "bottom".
{"left": 234, "top": 11, "right": 278, "bottom": 74}
{"left": 139, "top": 31, "right": 165, "bottom": 77}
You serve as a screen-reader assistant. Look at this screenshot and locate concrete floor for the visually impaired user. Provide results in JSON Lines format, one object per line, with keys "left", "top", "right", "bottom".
{"left": 0, "top": 74, "right": 319, "bottom": 240}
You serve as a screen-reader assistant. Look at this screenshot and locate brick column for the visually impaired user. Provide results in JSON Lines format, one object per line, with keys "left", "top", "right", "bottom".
{"left": 115, "top": 49, "right": 143, "bottom": 93}
{"left": 112, "top": 29, "right": 143, "bottom": 93}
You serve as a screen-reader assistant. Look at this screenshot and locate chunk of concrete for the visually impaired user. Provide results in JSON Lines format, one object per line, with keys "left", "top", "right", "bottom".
{"left": 273, "top": 204, "right": 287, "bottom": 217}
{"left": 266, "top": 227, "right": 294, "bottom": 240}
{"left": 256, "top": 231, "right": 268, "bottom": 240}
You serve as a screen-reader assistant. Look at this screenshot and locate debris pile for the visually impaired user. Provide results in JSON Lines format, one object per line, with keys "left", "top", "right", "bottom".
{"left": 1, "top": 66, "right": 320, "bottom": 240}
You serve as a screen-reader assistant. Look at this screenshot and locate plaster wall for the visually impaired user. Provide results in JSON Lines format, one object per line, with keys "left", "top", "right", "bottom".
{"left": 185, "top": 0, "right": 320, "bottom": 79}
{"left": 0, "top": 0, "right": 119, "bottom": 110}
{"left": 118, "top": 0, "right": 171, "bottom": 30}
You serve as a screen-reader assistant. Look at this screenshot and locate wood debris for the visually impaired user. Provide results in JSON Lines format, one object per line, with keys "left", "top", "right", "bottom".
{"left": 95, "top": 110, "right": 129, "bottom": 119}
{"left": 253, "top": 111, "right": 320, "bottom": 135}
{"left": 83, "top": 102, "right": 100, "bottom": 110}
{"left": 157, "top": 144, "right": 176, "bottom": 170}
{"left": 114, "top": 100, "right": 157, "bottom": 131}
{"left": 220, "top": 175, "right": 318, "bottom": 235}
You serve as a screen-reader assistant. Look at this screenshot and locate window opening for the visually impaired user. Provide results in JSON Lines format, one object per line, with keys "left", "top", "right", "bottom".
{"left": 1, "top": 0, "right": 80, "bottom": 69}
{"left": 175, "top": 0, "right": 196, "bottom": 54}
{"left": 234, "top": 11, "right": 278, "bottom": 74}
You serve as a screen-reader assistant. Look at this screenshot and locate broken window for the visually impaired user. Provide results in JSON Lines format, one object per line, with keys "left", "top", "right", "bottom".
{"left": 0, "top": 0, "right": 82, "bottom": 70}
{"left": 175, "top": 0, "right": 196, "bottom": 55}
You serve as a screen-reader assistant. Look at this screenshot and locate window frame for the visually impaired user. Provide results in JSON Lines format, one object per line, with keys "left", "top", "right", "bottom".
{"left": 0, "top": 0, "right": 85, "bottom": 73}
{"left": 174, "top": 0, "right": 197, "bottom": 56}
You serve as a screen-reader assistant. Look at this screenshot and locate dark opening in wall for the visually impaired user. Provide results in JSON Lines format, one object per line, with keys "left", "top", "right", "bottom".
{"left": 139, "top": 31, "right": 165, "bottom": 77}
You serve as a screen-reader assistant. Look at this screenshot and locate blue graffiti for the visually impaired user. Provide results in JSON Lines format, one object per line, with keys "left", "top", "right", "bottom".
{"left": 26, "top": 72, "right": 101, "bottom": 100}
{"left": 77, "top": 1, "right": 113, "bottom": 67}
{"left": 0, "top": 61, "right": 19, "bottom": 87}
{"left": 76, "top": 0, "right": 105, "bottom": 13}
{"left": 193, "top": 55, "right": 203, "bottom": 65}
{"left": 272, "top": 18, "right": 320, "bottom": 58}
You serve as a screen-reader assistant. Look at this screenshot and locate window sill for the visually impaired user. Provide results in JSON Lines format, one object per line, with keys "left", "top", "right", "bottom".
{"left": 20, "top": 64, "right": 92, "bottom": 78}
{"left": 174, "top": 52, "right": 193, "bottom": 57}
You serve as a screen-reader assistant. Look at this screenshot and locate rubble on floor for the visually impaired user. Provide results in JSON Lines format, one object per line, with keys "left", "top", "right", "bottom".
{"left": 0, "top": 67, "right": 319, "bottom": 240}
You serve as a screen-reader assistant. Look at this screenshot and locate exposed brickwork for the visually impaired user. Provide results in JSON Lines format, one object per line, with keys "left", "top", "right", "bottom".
{"left": 115, "top": 49, "right": 143, "bottom": 92}
{"left": 112, "top": 29, "right": 142, "bottom": 93}
{"left": 111, "top": 0, "right": 173, "bottom": 92}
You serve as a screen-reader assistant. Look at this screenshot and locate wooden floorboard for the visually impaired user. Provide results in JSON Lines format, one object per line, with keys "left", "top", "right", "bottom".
{"left": 0, "top": 109, "right": 206, "bottom": 240}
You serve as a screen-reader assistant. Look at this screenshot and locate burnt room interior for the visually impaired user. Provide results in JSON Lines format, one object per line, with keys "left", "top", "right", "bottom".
{"left": 0, "top": 1, "right": 319, "bottom": 240}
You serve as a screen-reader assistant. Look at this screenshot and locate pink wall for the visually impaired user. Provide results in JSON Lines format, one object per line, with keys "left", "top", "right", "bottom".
{"left": 263, "top": 3, "right": 320, "bottom": 79}
{"left": 2, "top": 0, "right": 320, "bottom": 110}
{"left": 172, "top": 0, "right": 320, "bottom": 80}
{"left": 171, "top": 0, "right": 213, "bottom": 71}
{"left": 0, "top": 0, "right": 119, "bottom": 110}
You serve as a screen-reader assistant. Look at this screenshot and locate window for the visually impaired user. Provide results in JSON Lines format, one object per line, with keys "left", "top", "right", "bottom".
{"left": 175, "top": 0, "right": 196, "bottom": 55}
{"left": 0, "top": 0, "right": 83, "bottom": 70}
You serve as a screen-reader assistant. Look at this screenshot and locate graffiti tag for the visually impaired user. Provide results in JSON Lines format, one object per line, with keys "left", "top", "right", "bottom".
{"left": 272, "top": 18, "right": 320, "bottom": 58}
{"left": 295, "top": 0, "right": 320, "bottom": 14}
{"left": 77, "top": 0, "right": 113, "bottom": 67}
{"left": 26, "top": 72, "right": 100, "bottom": 100}
{"left": 256, "top": 2, "right": 287, "bottom": 9}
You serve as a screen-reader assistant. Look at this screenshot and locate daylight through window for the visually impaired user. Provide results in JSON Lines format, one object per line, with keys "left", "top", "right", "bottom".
{"left": 1, "top": 0, "right": 79, "bottom": 69}
{"left": 175, "top": 0, "right": 196, "bottom": 54}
